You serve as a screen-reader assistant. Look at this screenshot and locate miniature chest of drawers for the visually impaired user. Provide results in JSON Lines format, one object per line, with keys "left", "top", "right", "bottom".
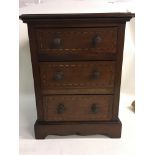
{"left": 20, "top": 13, "right": 134, "bottom": 139}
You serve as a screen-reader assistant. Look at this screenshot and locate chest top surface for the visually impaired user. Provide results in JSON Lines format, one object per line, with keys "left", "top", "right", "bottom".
{"left": 20, "top": 13, "right": 134, "bottom": 23}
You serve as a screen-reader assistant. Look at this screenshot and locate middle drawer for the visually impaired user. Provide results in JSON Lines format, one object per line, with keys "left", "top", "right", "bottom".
{"left": 39, "top": 61, "right": 115, "bottom": 94}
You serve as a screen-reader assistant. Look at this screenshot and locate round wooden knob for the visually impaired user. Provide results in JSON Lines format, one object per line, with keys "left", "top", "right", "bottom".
{"left": 53, "top": 71, "right": 64, "bottom": 81}
{"left": 91, "top": 104, "right": 98, "bottom": 114}
{"left": 57, "top": 104, "right": 65, "bottom": 114}
{"left": 53, "top": 37, "right": 61, "bottom": 48}
{"left": 92, "top": 35, "right": 102, "bottom": 47}
{"left": 92, "top": 71, "right": 100, "bottom": 80}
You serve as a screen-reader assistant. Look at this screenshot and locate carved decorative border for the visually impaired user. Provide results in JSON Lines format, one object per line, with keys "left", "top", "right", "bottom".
{"left": 40, "top": 62, "right": 115, "bottom": 87}
{"left": 37, "top": 28, "right": 117, "bottom": 52}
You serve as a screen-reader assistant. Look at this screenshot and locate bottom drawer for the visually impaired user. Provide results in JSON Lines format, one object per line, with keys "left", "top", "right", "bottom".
{"left": 43, "top": 95, "right": 113, "bottom": 121}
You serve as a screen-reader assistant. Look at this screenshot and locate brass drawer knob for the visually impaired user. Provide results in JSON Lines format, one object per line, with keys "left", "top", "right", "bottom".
{"left": 53, "top": 37, "right": 61, "bottom": 48}
{"left": 92, "top": 70, "right": 100, "bottom": 80}
{"left": 92, "top": 35, "right": 102, "bottom": 47}
{"left": 91, "top": 104, "right": 98, "bottom": 114}
{"left": 53, "top": 71, "right": 64, "bottom": 81}
{"left": 57, "top": 104, "right": 65, "bottom": 114}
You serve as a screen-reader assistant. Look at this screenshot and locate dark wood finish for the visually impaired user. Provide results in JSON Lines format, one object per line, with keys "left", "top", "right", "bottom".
{"left": 19, "top": 13, "right": 135, "bottom": 23}
{"left": 36, "top": 27, "right": 117, "bottom": 52}
{"left": 34, "top": 118, "right": 122, "bottom": 139}
{"left": 20, "top": 13, "right": 134, "bottom": 139}
{"left": 43, "top": 95, "right": 113, "bottom": 121}
{"left": 113, "top": 24, "right": 126, "bottom": 118}
{"left": 38, "top": 51, "right": 117, "bottom": 62}
{"left": 27, "top": 26, "right": 43, "bottom": 120}
{"left": 36, "top": 27, "right": 118, "bottom": 61}
{"left": 41, "top": 88, "right": 114, "bottom": 95}
{"left": 39, "top": 61, "right": 115, "bottom": 90}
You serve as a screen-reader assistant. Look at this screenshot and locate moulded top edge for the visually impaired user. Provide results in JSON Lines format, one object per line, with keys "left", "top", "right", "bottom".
{"left": 19, "top": 12, "right": 135, "bottom": 23}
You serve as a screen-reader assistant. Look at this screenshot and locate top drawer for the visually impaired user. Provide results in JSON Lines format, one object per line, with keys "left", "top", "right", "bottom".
{"left": 35, "top": 27, "right": 118, "bottom": 61}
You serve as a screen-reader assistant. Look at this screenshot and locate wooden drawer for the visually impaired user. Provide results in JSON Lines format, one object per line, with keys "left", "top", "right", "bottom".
{"left": 40, "top": 61, "right": 115, "bottom": 93}
{"left": 43, "top": 95, "right": 113, "bottom": 121}
{"left": 36, "top": 27, "right": 118, "bottom": 61}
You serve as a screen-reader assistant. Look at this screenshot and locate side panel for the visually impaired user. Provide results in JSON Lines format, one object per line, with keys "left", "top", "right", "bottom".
{"left": 113, "top": 23, "right": 126, "bottom": 118}
{"left": 27, "top": 24, "right": 44, "bottom": 120}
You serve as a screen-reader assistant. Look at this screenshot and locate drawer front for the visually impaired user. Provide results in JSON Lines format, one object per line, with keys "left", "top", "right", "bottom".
{"left": 43, "top": 95, "right": 113, "bottom": 121}
{"left": 36, "top": 27, "right": 118, "bottom": 61}
{"left": 40, "top": 61, "right": 115, "bottom": 90}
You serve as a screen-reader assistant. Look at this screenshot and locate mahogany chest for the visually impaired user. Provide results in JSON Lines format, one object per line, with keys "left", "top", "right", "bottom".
{"left": 20, "top": 13, "right": 134, "bottom": 139}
